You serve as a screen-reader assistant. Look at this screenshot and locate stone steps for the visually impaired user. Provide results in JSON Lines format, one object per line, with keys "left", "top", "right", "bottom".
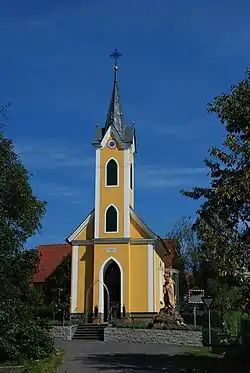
{"left": 72, "top": 323, "right": 106, "bottom": 341}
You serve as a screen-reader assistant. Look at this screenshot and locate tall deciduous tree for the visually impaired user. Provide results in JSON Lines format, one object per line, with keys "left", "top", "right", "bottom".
{"left": 0, "top": 111, "right": 54, "bottom": 362}
{"left": 0, "top": 131, "right": 46, "bottom": 299}
{"left": 167, "top": 216, "right": 199, "bottom": 273}
{"left": 182, "top": 69, "right": 250, "bottom": 306}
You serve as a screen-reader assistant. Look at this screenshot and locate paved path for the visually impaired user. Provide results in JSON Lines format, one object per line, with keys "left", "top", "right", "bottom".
{"left": 56, "top": 340, "right": 194, "bottom": 373}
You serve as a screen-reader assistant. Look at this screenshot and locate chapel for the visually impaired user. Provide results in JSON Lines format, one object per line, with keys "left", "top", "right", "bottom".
{"left": 66, "top": 50, "right": 179, "bottom": 321}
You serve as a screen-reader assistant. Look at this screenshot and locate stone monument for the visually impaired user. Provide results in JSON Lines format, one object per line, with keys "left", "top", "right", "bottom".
{"left": 149, "top": 269, "right": 187, "bottom": 329}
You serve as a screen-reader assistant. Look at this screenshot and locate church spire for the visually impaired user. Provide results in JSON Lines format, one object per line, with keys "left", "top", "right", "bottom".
{"left": 92, "top": 49, "right": 135, "bottom": 150}
{"left": 104, "top": 49, "right": 125, "bottom": 138}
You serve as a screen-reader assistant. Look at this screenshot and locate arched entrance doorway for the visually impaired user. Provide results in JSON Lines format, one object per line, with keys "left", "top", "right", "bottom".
{"left": 104, "top": 260, "right": 121, "bottom": 321}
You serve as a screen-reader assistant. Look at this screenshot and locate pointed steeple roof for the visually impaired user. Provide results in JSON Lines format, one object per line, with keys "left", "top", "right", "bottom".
{"left": 104, "top": 66, "right": 125, "bottom": 138}
{"left": 92, "top": 49, "right": 136, "bottom": 151}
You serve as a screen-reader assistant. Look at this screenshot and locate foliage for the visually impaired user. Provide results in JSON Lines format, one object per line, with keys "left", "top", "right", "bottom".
{"left": 0, "top": 131, "right": 46, "bottom": 255}
{"left": 22, "top": 350, "right": 63, "bottom": 373}
{"left": 0, "top": 116, "right": 53, "bottom": 362}
{"left": 182, "top": 68, "right": 250, "bottom": 310}
{"left": 167, "top": 217, "right": 212, "bottom": 296}
{"left": 0, "top": 300, "right": 55, "bottom": 362}
{"left": 43, "top": 254, "right": 71, "bottom": 307}
{"left": 0, "top": 102, "right": 11, "bottom": 128}
{"left": 167, "top": 216, "right": 200, "bottom": 272}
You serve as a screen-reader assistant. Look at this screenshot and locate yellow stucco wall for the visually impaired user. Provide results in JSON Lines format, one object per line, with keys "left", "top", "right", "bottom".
{"left": 130, "top": 217, "right": 150, "bottom": 239}
{"left": 75, "top": 219, "right": 94, "bottom": 241}
{"left": 71, "top": 131, "right": 166, "bottom": 315}
{"left": 72, "top": 211, "right": 168, "bottom": 314}
{"left": 92, "top": 242, "right": 130, "bottom": 310}
{"left": 129, "top": 243, "right": 148, "bottom": 312}
{"left": 99, "top": 136, "right": 125, "bottom": 238}
{"left": 77, "top": 244, "right": 94, "bottom": 313}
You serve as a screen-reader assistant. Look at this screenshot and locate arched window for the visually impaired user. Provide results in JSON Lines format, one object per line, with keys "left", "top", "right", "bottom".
{"left": 105, "top": 205, "right": 118, "bottom": 233}
{"left": 106, "top": 159, "right": 118, "bottom": 186}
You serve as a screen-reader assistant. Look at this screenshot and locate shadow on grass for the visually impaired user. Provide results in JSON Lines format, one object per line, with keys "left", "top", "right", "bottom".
{"left": 74, "top": 352, "right": 249, "bottom": 373}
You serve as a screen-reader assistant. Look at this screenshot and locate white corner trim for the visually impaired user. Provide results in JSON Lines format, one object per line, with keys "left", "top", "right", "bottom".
{"left": 131, "top": 134, "right": 136, "bottom": 154}
{"left": 71, "top": 245, "right": 79, "bottom": 313}
{"left": 104, "top": 204, "right": 119, "bottom": 233}
{"left": 105, "top": 157, "right": 119, "bottom": 187}
{"left": 94, "top": 148, "right": 101, "bottom": 238}
{"left": 160, "top": 260, "right": 164, "bottom": 303}
{"left": 67, "top": 211, "right": 94, "bottom": 243}
{"left": 101, "top": 126, "right": 111, "bottom": 148}
{"left": 99, "top": 256, "right": 124, "bottom": 313}
{"left": 100, "top": 126, "right": 128, "bottom": 149}
{"left": 124, "top": 149, "right": 130, "bottom": 237}
{"left": 148, "top": 243, "right": 154, "bottom": 312}
{"left": 130, "top": 207, "right": 157, "bottom": 239}
{"left": 130, "top": 156, "right": 134, "bottom": 208}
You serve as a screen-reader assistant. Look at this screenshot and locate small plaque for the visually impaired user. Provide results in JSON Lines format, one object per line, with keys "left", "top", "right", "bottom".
{"left": 106, "top": 248, "right": 116, "bottom": 253}
{"left": 188, "top": 289, "right": 204, "bottom": 304}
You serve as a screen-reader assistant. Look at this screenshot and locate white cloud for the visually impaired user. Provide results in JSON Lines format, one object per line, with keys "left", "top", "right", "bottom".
{"left": 32, "top": 180, "right": 88, "bottom": 206}
{"left": 136, "top": 165, "right": 207, "bottom": 189}
{"left": 49, "top": 185, "right": 81, "bottom": 198}
{"left": 14, "top": 138, "right": 95, "bottom": 171}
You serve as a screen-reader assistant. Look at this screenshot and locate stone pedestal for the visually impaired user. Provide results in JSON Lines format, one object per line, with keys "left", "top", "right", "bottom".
{"left": 149, "top": 307, "right": 187, "bottom": 329}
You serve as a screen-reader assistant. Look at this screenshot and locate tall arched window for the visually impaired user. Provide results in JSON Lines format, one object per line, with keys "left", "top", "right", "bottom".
{"left": 105, "top": 205, "right": 118, "bottom": 232}
{"left": 106, "top": 159, "right": 118, "bottom": 186}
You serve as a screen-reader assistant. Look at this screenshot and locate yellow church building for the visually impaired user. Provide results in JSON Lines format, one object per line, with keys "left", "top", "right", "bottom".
{"left": 66, "top": 50, "right": 172, "bottom": 321}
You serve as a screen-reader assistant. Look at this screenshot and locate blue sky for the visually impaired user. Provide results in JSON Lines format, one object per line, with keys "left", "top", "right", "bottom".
{"left": 1, "top": 0, "right": 250, "bottom": 247}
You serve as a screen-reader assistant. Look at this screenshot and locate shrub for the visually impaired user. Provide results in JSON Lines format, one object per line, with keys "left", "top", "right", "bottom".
{"left": 0, "top": 302, "right": 55, "bottom": 363}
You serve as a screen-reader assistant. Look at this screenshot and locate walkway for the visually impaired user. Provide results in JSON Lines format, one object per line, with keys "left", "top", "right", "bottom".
{"left": 56, "top": 340, "right": 194, "bottom": 373}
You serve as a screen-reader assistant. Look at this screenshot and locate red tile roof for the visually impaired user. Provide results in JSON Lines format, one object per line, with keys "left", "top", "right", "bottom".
{"left": 162, "top": 238, "right": 179, "bottom": 268}
{"left": 162, "top": 238, "right": 178, "bottom": 252}
{"left": 33, "top": 244, "right": 71, "bottom": 283}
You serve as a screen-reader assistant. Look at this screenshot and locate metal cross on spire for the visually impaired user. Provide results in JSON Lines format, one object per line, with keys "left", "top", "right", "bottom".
{"left": 110, "top": 48, "right": 122, "bottom": 67}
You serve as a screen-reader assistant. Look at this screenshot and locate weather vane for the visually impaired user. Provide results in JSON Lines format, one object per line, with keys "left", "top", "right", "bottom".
{"left": 110, "top": 48, "right": 122, "bottom": 67}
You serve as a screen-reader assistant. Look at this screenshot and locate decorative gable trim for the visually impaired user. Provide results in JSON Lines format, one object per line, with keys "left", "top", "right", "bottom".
{"left": 100, "top": 125, "right": 130, "bottom": 149}
{"left": 130, "top": 207, "right": 157, "bottom": 239}
{"left": 130, "top": 207, "right": 168, "bottom": 257}
{"left": 66, "top": 210, "right": 94, "bottom": 243}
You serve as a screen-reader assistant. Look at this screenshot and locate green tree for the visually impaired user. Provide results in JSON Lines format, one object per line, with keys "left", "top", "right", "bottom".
{"left": 182, "top": 69, "right": 250, "bottom": 311}
{"left": 167, "top": 217, "right": 216, "bottom": 297}
{"left": 0, "top": 111, "right": 54, "bottom": 362}
{"left": 0, "top": 131, "right": 46, "bottom": 299}
{"left": 43, "top": 254, "right": 71, "bottom": 322}
{"left": 167, "top": 216, "right": 199, "bottom": 273}
{"left": 44, "top": 254, "right": 71, "bottom": 306}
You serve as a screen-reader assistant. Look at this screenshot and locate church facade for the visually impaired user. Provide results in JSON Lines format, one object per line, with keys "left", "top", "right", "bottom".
{"left": 66, "top": 55, "right": 170, "bottom": 320}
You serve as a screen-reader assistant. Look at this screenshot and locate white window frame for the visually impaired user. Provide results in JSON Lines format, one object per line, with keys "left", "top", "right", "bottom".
{"left": 104, "top": 204, "right": 119, "bottom": 233}
{"left": 105, "top": 158, "right": 119, "bottom": 188}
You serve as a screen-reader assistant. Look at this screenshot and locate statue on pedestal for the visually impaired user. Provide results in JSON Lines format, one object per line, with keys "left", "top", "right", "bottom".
{"left": 148, "top": 267, "right": 186, "bottom": 329}
{"left": 163, "top": 269, "right": 175, "bottom": 309}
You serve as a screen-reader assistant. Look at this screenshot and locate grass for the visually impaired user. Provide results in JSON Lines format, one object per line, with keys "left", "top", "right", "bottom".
{"left": 0, "top": 349, "right": 64, "bottom": 373}
{"left": 187, "top": 347, "right": 223, "bottom": 359}
{"left": 179, "top": 346, "right": 250, "bottom": 372}
{"left": 23, "top": 349, "right": 64, "bottom": 373}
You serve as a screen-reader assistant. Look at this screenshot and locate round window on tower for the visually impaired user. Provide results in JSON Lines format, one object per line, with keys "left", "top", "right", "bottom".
{"left": 108, "top": 140, "right": 116, "bottom": 149}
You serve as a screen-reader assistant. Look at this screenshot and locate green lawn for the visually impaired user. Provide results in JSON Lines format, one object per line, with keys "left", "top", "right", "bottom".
{"left": 187, "top": 347, "right": 223, "bottom": 358}
{"left": 177, "top": 346, "right": 249, "bottom": 373}
{"left": 24, "top": 350, "right": 63, "bottom": 373}
{"left": 0, "top": 349, "right": 64, "bottom": 373}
